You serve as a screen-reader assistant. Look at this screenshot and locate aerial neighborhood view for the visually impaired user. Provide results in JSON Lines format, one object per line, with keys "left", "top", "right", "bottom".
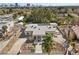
{"left": 0, "top": 3, "right": 79, "bottom": 55}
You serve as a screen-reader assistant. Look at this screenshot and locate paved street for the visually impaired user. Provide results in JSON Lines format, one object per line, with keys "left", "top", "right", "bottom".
{"left": 7, "top": 38, "right": 27, "bottom": 54}
{"left": 0, "top": 40, "right": 10, "bottom": 53}
{"left": 19, "top": 28, "right": 26, "bottom": 38}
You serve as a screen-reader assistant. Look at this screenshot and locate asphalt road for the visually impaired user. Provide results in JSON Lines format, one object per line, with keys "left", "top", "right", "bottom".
{"left": 19, "top": 28, "right": 26, "bottom": 38}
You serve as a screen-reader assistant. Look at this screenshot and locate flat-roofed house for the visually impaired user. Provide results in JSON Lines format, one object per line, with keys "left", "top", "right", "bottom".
{"left": 25, "top": 23, "right": 57, "bottom": 44}
{"left": 0, "top": 14, "right": 14, "bottom": 37}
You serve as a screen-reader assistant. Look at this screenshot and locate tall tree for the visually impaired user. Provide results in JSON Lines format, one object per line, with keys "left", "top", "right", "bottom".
{"left": 27, "top": 8, "right": 53, "bottom": 23}
{"left": 43, "top": 33, "right": 53, "bottom": 54}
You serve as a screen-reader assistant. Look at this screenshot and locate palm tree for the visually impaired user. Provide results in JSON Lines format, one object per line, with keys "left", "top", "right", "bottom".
{"left": 42, "top": 33, "right": 53, "bottom": 54}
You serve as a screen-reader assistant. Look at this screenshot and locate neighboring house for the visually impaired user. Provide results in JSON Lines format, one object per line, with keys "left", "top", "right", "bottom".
{"left": 18, "top": 16, "right": 24, "bottom": 21}
{"left": 58, "top": 13, "right": 68, "bottom": 17}
{"left": 25, "top": 23, "right": 58, "bottom": 44}
{"left": 63, "top": 26, "right": 77, "bottom": 41}
{"left": 72, "top": 25, "right": 79, "bottom": 41}
{"left": 0, "top": 14, "right": 14, "bottom": 36}
{"left": 17, "top": 16, "right": 24, "bottom": 26}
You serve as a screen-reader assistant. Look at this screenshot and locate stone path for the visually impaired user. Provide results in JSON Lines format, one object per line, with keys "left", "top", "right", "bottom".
{"left": 35, "top": 43, "right": 42, "bottom": 53}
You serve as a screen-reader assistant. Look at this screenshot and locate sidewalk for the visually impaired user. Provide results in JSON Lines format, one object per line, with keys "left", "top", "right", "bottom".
{"left": 35, "top": 43, "right": 42, "bottom": 53}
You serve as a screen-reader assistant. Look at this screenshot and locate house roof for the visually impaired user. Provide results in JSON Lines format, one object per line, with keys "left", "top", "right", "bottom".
{"left": 25, "top": 24, "right": 56, "bottom": 32}
{"left": 18, "top": 16, "right": 24, "bottom": 21}
{"left": 25, "top": 23, "right": 57, "bottom": 36}
{"left": 50, "top": 23, "right": 58, "bottom": 27}
{"left": 0, "top": 14, "right": 13, "bottom": 18}
{"left": 0, "top": 14, "right": 13, "bottom": 21}
{"left": 0, "top": 22, "right": 7, "bottom": 30}
{"left": 25, "top": 24, "right": 38, "bottom": 31}
{"left": 33, "top": 30, "right": 45, "bottom": 36}
{"left": 72, "top": 25, "right": 79, "bottom": 39}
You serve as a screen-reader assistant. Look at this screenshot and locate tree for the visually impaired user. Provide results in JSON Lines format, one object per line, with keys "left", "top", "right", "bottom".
{"left": 8, "top": 8, "right": 13, "bottom": 13}
{"left": 2, "top": 10, "right": 5, "bottom": 14}
{"left": 27, "top": 8, "right": 53, "bottom": 23}
{"left": 65, "top": 13, "right": 75, "bottom": 25}
{"left": 2, "top": 25, "right": 8, "bottom": 34}
{"left": 42, "top": 33, "right": 53, "bottom": 54}
{"left": 13, "top": 13, "right": 17, "bottom": 20}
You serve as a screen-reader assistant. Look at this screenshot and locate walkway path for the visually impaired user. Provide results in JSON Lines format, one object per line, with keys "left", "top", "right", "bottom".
{"left": 35, "top": 43, "right": 42, "bottom": 53}
{"left": 53, "top": 29, "right": 66, "bottom": 44}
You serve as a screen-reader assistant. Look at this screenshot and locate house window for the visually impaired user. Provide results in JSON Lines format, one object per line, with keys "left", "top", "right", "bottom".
{"left": 38, "top": 36, "right": 41, "bottom": 42}
{"left": 34, "top": 36, "right": 36, "bottom": 39}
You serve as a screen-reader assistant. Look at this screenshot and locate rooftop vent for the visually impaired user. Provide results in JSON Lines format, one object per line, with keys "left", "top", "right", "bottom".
{"left": 34, "top": 26, "right": 36, "bottom": 29}
{"left": 49, "top": 27, "right": 51, "bottom": 29}
{"left": 39, "top": 28, "right": 40, "bottom": 30}
{"left": 48, "top": 26, "right": 51, "bottom": 29}
{"left": 31, "top": 26, "right": 33, "bottom": 28}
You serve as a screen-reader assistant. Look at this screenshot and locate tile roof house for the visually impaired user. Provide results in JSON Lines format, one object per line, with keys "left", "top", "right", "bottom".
{"left": 72, "top": 25, "right": 79, "bottom": 40}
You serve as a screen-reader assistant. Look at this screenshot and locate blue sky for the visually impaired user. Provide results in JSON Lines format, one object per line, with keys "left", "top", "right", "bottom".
{"left": 0, "top": 3, "right": 79, "bottom": 6}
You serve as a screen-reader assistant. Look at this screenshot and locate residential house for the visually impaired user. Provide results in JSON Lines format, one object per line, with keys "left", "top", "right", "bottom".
{"left": 0, "top": 14, "right": 14, "bottom": 37}
{"left": 17, "top": 16, "right": 24, "bottom": 26}
{"left": 25, "top": 23, "right": 58, "bottom": 44}
{"left": 72, "top": 25, "right": 79, "bottom": 41}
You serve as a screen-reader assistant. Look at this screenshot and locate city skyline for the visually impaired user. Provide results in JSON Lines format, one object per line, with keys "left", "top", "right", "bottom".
{"left": 0, "top": 3, "right": 79, "bottom": 7}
